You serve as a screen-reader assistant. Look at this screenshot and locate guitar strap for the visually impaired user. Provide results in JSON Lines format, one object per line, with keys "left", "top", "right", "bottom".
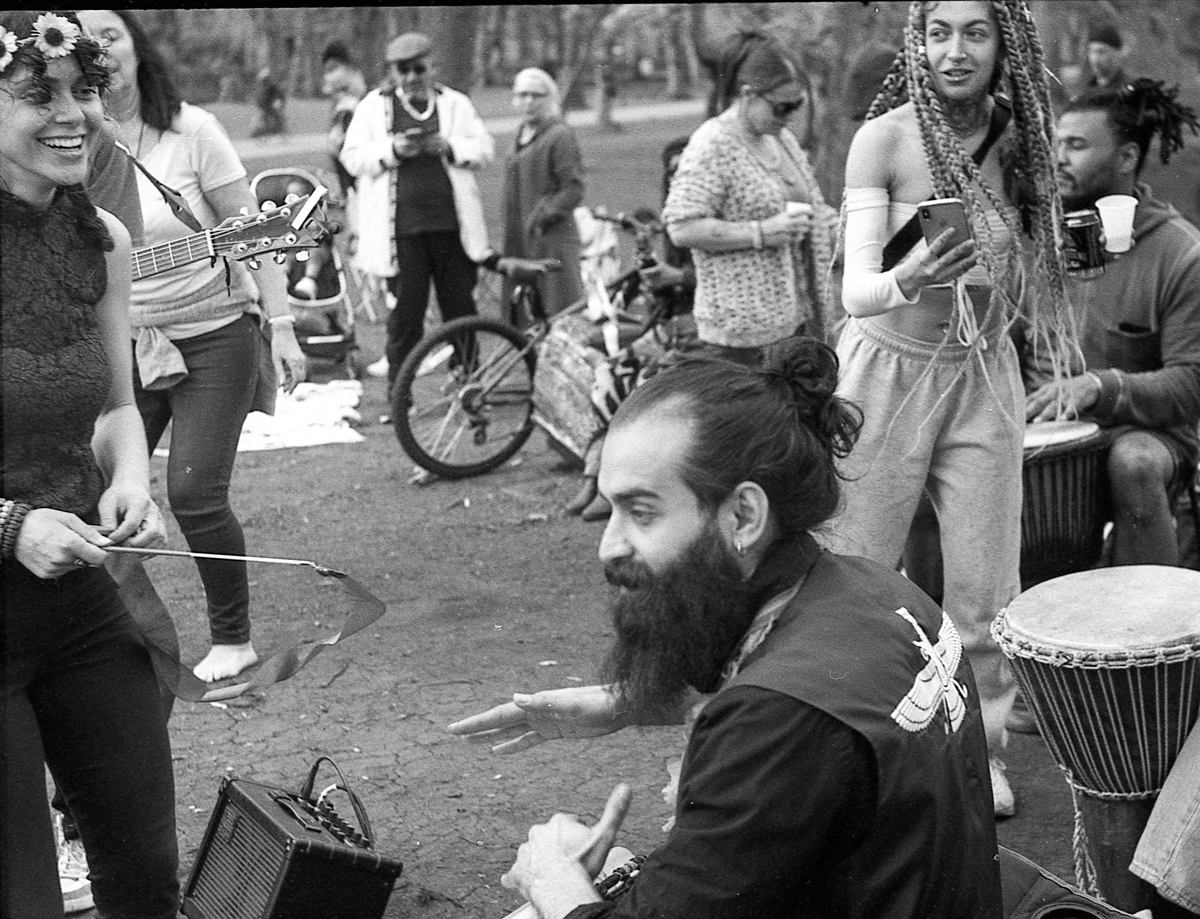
{"left": 123, "top": 148, "right": 204, "bottom": 233}
{"left": 880, "top": 98, "right": 1012, "bottom": 272}
{"left": 121, "top": 143, "right": 232, "bottom": 289}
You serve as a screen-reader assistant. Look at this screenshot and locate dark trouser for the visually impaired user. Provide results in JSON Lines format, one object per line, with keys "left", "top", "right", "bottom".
{"left": 385, "top": 230, "right": 477, "bottom": 388}
{"left": 134, "top": 314, "right": 260, "bottom": 645}
{"left": 2, "top": 563, "right": 180, "bottom": 919}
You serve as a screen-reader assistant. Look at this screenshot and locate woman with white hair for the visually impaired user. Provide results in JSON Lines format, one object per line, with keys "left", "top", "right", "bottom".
{"left": 500, "top": 67, "right": 585, "bottom": 319}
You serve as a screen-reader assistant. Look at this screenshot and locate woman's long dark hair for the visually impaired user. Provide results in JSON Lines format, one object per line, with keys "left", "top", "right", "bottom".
{"left": 108, "top": 9, "right": 182, "bottom": 132}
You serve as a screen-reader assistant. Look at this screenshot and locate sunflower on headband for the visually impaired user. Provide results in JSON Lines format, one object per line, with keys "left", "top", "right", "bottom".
{"left": 0, "top": 13, "right": 94, "bottom": 75}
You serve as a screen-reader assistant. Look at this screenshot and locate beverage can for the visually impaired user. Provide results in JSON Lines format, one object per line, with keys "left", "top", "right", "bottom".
{"left": 1063, "top": 210, "right": 1105, "bottom": 278}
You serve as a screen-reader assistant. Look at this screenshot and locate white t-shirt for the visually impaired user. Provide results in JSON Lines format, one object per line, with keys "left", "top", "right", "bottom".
{"left": 131, "top": 103, "right": 255, "bottom": 318}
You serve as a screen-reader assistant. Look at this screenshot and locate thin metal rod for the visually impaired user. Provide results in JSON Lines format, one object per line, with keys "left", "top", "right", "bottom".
{"left": 106, "top": 545, "right": 313, "bottom": 569}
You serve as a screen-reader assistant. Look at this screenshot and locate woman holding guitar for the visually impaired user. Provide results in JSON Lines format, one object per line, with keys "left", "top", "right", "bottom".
{"left": 78, "top": 9, "right": 306, "bottom": 684}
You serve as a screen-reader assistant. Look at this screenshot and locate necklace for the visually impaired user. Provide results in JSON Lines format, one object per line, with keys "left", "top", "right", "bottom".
{"left": 398, "top": 91, "right": 434, "bottom": 122}
{"left": 106, "top": 90, "right": 141, "bottom": 123}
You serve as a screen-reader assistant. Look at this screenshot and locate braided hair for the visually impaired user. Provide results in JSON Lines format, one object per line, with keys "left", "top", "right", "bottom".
{"left": 611, "top": 337, "right": 862, "bottom": 538}
{"left": 1064, "top": 78, "right": 1200, "bottom": 175}
{"left": 865, "top": 1, "right": 1073, "bottom": 377}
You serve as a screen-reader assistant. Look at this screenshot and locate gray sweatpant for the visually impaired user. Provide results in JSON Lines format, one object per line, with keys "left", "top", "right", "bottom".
{"left": 827, "top": 316, "right": 1023, "bottom": 754}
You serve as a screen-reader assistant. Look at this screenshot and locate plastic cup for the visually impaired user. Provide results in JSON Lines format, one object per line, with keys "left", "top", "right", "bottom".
{"left": 1095, "top": 194, "right": 1137, "bottom": 253}
{"left": 785, "top": 201, "right": 812, "bottom": 218}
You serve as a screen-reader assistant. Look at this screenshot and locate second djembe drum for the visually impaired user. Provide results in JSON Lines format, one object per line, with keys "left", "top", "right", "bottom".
{"left": 993, "top": 566, "right": 1200, "bottom": 910}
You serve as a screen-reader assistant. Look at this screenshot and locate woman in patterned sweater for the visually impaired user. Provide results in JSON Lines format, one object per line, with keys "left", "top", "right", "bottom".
{"left": 662, "top": 32, "right": 837, "bottom": 360}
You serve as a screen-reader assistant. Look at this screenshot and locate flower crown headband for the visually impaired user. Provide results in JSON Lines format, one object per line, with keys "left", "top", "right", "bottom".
{"left": 0, "top": 14, "right": 98, "bottom": 76}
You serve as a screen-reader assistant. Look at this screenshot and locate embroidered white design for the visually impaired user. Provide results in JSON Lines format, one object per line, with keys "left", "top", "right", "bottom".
{"left": 889, "top": 608, "right": 968, "bottom": 734}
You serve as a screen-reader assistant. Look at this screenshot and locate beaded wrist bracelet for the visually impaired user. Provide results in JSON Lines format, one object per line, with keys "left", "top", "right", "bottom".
{"left": 0, "top": 499, "right": 32, "bottom": 560}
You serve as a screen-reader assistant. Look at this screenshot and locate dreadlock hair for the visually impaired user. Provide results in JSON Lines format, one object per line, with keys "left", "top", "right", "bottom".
{"left": 1064, "top": 78, "right": 1200, "bottom": 175}
{"left": 863, "top": 0, "right": 1073, "bottom": 381}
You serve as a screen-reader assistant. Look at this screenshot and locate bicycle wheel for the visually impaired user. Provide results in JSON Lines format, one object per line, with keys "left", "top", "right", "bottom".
{"left": 392, "top": 316, "right": 537, "bottom": 479}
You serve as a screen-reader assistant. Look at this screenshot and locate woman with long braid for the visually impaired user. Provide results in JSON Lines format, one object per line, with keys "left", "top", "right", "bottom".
{"left": 827, "top": 0, "right": 1071, "bottom": 819}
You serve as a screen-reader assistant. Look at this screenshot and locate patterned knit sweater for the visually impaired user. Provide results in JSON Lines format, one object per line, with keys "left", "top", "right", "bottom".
{"left": 1, "top": 186, "right": 112, "bottom": 517}
{"left": 662, "top": 116, "right": 837, "bottom": 347}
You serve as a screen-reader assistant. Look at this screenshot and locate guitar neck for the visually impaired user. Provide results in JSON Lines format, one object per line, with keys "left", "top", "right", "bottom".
{"left": 131, "top": 230, "right": 215, "bottom": 281}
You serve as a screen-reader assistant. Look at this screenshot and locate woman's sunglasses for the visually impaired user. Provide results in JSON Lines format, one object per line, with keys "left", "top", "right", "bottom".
{"left": 764, "top": 96, "right": 806, "bottom": 119}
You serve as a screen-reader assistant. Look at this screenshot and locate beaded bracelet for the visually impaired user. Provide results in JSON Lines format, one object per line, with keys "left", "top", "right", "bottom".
{"left": 268, "top": 314, "right": 297, "bottom": 326}
{"left": 0, "top": 499, "right": 32, "bottom": 560}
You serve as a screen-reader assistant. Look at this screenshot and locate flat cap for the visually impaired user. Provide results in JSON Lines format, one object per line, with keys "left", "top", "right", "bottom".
{"left": 387, "top": 32, "right": 432, "bottom": 64}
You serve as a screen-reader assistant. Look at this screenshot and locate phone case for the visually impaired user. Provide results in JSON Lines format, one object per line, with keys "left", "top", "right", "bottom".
{"left": 918, "top": 198, "right": 973, "bottom": 249}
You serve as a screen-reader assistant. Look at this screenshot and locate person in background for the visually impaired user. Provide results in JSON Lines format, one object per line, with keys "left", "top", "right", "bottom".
{"left": 662, "top": 31, "right": 837, "bottom": 360}
{"left": 1, "top": 12, "right": 179, "bottom": 917}
{"left": 565, "top": 136, "right": 697, "bottom": 522}
{"left": 829, "top": 0, "right": 1070, "bottom": 818}
{"left": 77, "top": 8, "right": 307, "bottom": 684}
{"left": 450, "top": 339, "right": 1002, "bottom": 919}
{"left": 341, "top": 31, "right": 494, "bottom": 390}
{"left": 501, "top": 67, "right": 585, "bottom": 323}
{"left": 1086, "top": 23, "right": 1128, "bottom": 92}
{"left": 320, "top": 40, "right": 366, "bottom": 202}
{"left": 251, "top": 65, "right": 286, "bottom": 137}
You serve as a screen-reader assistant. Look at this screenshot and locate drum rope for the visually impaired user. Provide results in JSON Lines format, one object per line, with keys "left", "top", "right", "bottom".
{"left": 1068, "top": 776, "right": 1103, "bottom": 899}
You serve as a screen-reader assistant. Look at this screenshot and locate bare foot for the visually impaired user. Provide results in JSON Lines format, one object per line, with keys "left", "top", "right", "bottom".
{"left": 193, "top": 642, "right": 259, "bottom": 682}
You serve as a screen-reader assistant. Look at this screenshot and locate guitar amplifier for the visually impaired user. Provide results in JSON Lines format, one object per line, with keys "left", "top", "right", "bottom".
{"left": 182, "top": 759, "right": 403, "bottom": 919}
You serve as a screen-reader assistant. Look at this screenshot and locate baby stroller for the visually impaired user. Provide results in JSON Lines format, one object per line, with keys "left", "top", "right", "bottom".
{"left": 251, "top": 168, "right": 363, "bottom": 379}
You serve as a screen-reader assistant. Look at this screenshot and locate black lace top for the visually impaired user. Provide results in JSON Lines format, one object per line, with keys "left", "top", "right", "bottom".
{"left": 1, "top": 185, "right": 113, "bottom": 516}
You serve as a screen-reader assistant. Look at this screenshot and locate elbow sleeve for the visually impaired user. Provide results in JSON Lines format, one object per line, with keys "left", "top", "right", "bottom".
{"left": 841, "top": 187, "right": 918, "bottom": 317}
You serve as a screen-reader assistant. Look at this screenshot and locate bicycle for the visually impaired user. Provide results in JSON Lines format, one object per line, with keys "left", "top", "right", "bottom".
{"left": 390, "top": 208, "right": 684, "bottom": 480}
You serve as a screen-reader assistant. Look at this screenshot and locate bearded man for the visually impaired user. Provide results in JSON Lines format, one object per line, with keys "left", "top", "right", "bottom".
{"left": 450, "top": 338, "right": 1002, "bottom": 919}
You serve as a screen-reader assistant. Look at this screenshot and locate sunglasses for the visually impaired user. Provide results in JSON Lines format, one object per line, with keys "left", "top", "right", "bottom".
{"left": 764, "top": 96, "right": 806, "bottom": 119}
{"left": 395, "top": 62, "right": 428, "bottom": 76}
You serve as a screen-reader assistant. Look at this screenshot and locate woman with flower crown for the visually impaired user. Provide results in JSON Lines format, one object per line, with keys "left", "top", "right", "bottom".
{"left": 0, "top": 10, "right": 181, "bottom": 918}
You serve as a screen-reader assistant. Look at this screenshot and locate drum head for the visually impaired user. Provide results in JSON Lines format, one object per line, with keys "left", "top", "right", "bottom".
{"left": 1023, "top": 420, "right": 1100, "bottom": 450}
{"left": 1000, "top": 566, "right": 1200, "bottom": 657}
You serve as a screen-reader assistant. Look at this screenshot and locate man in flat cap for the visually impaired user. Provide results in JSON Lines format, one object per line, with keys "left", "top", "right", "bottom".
{"left": 341, "top": 32, "right": 495, "bottom": 389}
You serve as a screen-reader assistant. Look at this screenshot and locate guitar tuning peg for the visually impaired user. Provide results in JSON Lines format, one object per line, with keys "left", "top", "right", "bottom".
{"left": 247, "top": 257, "right": 262, "bottom": 270}
{"left": 285, "top": 194, "right": 299, "bottom": 204}
{"left": 273, "top": 251, "right": 287, "bottom": 265}
{"left": 238, "top": 206, "right": 250, "bottom": 217}
{"left": 295, "top": 250, "right": 310, "bottom": 262}
{"left": 260, "top": 200, "right": 276, "bottom": 212}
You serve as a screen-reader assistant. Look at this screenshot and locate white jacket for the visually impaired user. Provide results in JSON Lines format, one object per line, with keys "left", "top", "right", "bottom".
{"left": 340, "top": 83, "right": 493, "bottom": 276}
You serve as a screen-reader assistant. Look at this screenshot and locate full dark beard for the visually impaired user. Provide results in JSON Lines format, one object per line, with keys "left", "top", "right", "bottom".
{"left": 599, "top": 524, "right": 758, "bottom": 722}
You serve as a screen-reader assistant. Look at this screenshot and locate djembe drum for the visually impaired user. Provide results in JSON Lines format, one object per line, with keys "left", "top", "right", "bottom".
{"left": 1020, "top": 421, "right": 1111, "bottom": 589}
{"left": 992, "top": 566, "right": 1200, "bottom": 911}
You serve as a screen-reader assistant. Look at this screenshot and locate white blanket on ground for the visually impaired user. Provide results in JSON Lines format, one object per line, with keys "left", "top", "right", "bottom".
{"left": 153, "top": 380, "right": 364, "bottom": 456}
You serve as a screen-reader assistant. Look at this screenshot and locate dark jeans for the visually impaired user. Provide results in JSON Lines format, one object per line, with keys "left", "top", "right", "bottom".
{"left": 134, "top": 314, "right": 260, "bottom": 645}
{"left": 385, "top": 230, "right": 477, "bottom": 387}
{"left": 2, "top": 562, "right": 180, "bottom": 919}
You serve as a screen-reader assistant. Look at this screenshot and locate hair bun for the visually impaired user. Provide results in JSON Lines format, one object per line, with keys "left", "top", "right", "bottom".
{"left": 762, "top": 336, "right": 861, "bottom": 458}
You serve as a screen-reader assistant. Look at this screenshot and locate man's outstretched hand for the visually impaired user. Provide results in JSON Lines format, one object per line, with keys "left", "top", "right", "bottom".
{"left": 447, "top": 684, "right": 626, "bottom": 753}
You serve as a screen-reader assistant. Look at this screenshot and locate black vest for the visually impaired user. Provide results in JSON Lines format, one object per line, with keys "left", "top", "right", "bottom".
{"left": 727, "top": 540, "right": 1003, "bottom": 919}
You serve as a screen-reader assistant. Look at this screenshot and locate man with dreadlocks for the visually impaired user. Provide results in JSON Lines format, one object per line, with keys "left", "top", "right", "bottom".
{"left": 1026, "top": 79, "right": 1200, "bottom": 566}
{"left": 828, "top": 0, "right": 1072, "bottom": 819}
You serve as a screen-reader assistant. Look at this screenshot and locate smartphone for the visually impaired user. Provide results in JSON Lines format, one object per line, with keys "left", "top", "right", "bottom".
{"left": 918, "top": 198, "right": 973, "bottom": 251}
